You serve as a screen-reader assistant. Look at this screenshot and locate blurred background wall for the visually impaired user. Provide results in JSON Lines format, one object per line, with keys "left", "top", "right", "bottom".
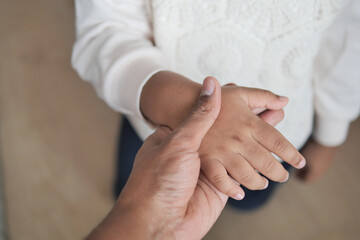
{"left": 0, "top": 0, "right": 119, "bottom": 239}
{"left": 0, "top": 0, "right": 359, "bottom": 239}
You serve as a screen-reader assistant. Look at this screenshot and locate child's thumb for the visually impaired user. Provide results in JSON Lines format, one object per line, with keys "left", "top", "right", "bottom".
{"left": 240, "top": 88, "right": 289, "bottom": 110}
{"left": 174, "top": 77, "right": 221, "bottom": 148}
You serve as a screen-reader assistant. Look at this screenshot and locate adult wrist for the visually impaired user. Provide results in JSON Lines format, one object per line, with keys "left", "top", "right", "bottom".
{"left": 113, "top": 198, "right": 170, "bottom": 240}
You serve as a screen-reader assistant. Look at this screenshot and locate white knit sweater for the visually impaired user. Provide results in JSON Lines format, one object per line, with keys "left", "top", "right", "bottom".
{"left": 72, "top": 0, "right": 360, "bottom": 149}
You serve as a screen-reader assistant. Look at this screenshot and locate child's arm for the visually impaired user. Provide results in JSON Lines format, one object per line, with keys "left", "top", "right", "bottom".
{"left": 72, "top": 0, "right": 167, "bottom": 122}
{"left": 300, "top": 0, "right": 360, "bottom": 182}
{"left": 312, "top": 0, "right": 360, "bottom": 147}
{"left": 140, "top": 71, "right": 202, "bottom": 129}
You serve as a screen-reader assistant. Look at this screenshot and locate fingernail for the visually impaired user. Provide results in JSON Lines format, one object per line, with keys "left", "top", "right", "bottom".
{"left": 282, "top": 172, "right": 289, "bottom": 182}
{"left": 279, "top": 96, "right": 288, "bottom": 101}
{"left": 263, "top": 180, "right": 269, "bottom": 189}
{"left": 297, "top": 158, "right": 306, "bottom": 169}
{"left": 235, "top": 193, "right": 244, "bottom": 200}
{"left": 200, "top": 78, "right": 215, "bottom": 96}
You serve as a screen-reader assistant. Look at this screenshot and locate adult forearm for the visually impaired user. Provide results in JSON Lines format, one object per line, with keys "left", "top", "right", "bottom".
{"left": 140, "top": 71, "right": 202, "bottom": 129}
{"left": 86, "top": 200, "right": 168, "bottom": 240}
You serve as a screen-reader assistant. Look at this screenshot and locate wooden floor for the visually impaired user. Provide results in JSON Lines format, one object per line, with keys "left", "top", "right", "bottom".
{"left": 0, "top": 0, "right": 359, "bottom": 239}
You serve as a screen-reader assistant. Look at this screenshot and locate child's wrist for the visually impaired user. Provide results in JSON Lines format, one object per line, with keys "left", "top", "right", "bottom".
{"left": 140, "top": 71, "right": 202, "bottom": 129}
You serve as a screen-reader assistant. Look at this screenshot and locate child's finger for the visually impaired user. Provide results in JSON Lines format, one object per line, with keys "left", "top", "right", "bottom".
{"left": 251, "top": 107, "right": 266, "bottom": 115}
{"left": 201, "top": 158, "right": 245, "bottom": 200}
{"left": 258, "top": 109, "right": 285, "bottom": 127}
{"left": 238, "top": 87, "right": 289, "bottom": 110}
{"left": 253, "top": 120, "right": 306, "bottom": 169}
{"left": 226, "top": 154, "right": 269, "bottom": 190}
{"left": 237, "top": 141, "right": 289, "bottom": 182}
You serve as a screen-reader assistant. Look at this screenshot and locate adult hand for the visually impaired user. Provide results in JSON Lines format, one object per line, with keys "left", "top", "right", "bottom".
{"left": 87, "top": 77, "right": 226, "bottom": 240}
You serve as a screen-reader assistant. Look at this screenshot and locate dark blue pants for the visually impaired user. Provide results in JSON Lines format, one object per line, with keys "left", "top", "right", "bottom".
{"left": 114, "top": 118, "right": 292, "bottom": 211}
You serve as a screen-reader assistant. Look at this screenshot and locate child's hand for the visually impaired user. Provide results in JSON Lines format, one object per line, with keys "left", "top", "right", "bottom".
{"left": 198, "top": 82, "right": 306, "bottom": 200}
{"left": 140, "top": 73, "right": 306, "bottom": 199}
{"left": 297, "top": 138, "right": 338, "bottom": 183}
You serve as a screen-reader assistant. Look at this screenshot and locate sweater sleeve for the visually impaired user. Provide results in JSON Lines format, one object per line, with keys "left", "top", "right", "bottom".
{"left": 312, "top": 0, "right": 360, "bottom": 147}
{"left": 71, "top": 0, "right": 167, "bottom": 118}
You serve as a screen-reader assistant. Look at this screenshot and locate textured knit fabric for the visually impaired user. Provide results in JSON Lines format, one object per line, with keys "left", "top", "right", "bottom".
{"left": 72, "top": 0, "right": 360, "bottom": 149}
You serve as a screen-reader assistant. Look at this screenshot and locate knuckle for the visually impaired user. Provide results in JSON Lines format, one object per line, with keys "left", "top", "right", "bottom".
{"left": 211, "top": 174, "right": 234, "bottom": 195}
{"left": 218, "top": 144, "right": 227, "bottom": 152}
{"left": 262, "top": 89, "right": 273, "bottom": 98}
{"left": 192, "top": 98, "right": 212, "bottom": 115}
{"left": 216, "top": 143, "right": 232, "bottom": 154}
{"left": 273, "top": 136, "right": 288, "bottom": 153}
{"left": 249, "top": 118, "right": 260, "bottom": 129}
{"left": 262, "top": 159, "right": 276, "bottom": 173}
{"left": 246, "top": 145, "right": 258, "bottom": 156}
{"left": 211, "top": 174, "right": 226, "bottom": 186}
{"left": 238, "top": 171, "right": 255, "bottom": 184}
{"left": 238, "top": 171, "right": 263, "bottom": 190}
{"left": 231, "top": 135, "right": 249, "bottom": 146}
{"left": 190, "top": 99, "right": 217, "bottom": 123}
{"left": 241, "top": 119, "right": 256, "bottom": 131}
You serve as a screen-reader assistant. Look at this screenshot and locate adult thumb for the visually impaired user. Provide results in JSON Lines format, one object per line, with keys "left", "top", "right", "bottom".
{"left": 174, "top": 77, "right": 221, "bottom": 148}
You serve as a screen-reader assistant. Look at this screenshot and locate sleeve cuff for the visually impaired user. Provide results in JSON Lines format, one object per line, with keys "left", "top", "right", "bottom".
{"left": 313, "top": 117, "right": 350, "bottom": 147}
{"left": 103, "top": 49, "right": 168, "bottom": 120}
